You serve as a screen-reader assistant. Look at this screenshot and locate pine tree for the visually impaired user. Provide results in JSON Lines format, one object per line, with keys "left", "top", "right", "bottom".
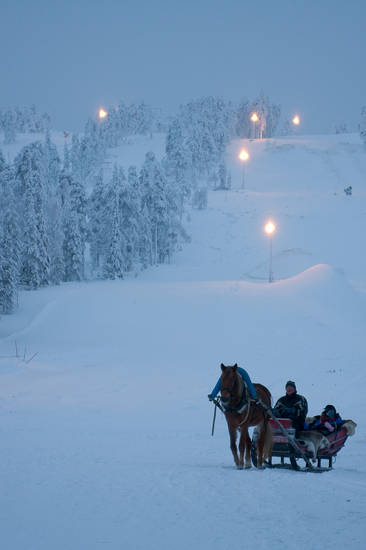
{"left": 235, "top": 99, "right": 251, "bottom": 138}
{"left": 126, "top": 166, "right": 143, "bottom": 271}
{"left": 89, "top": 170, "right": 107, "bottom": 273}
{"left": 63, "top": 210, "right": 83, "bottom": 281}
{"left": 44, "top": 130, "right": 61, "bottom": 191}
{"left": 217, "top": 162, "right": 227, "bottom": 190}
{"left": 3, "top": 110, "right": 16, "bottom": 144}
{"left": 48, "top": 193, "right": 64, "bottom": 285}
{"left": 58, "top": 169, "right": 86, "bottom": 281}
{"left": 0, "top": 201, "right": 20, "bottom": 313}
{"left": 165, "top": 118, "right": 191, "bottom": 206}
{"left": 69, "top": 175, "right": 87, "bottom": 277}
{"left": 0, "top": 148, "right": 5, "bottom": 172}
{"left": 103, "top": 202, "right": 124, "bottom": 279}
{"left": 16, "top": 145, "right": 50, "bottom": 288}
{"left": 20, "top": 184, "right": 42, "bottom": 289}
{"left": 103, "top": 166, "right": 124, "bottom": 279}
{"left": 63, "top": 143, "right": 71, "bottom": 173}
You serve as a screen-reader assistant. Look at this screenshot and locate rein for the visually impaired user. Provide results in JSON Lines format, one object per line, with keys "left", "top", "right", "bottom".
{"left": 238, "top": 399, "right": 255, "bottom": 426}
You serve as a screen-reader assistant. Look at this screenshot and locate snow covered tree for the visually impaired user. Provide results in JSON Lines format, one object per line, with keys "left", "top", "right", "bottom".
{"left": 0, "top": 223, "right": 18, "bottom": 313}
{"left": 3, "top": 110, "right": 16, "bottom": 144}
{"left": 265, "top": 102, "right": 281, "bottom": 138}
{"left": 139, "top": 152, "right": 180, "bottom": 264}
{"left": 165, "top": 117, "right": 191, "bottom": 206}
{"left": 0, "top": 171, "right": 20, "bottom": 312}
{"left": 63, "top": 143, "right": 71, "bottom": 173}
{"left": 280, "top": 119, "right": 293, "bottom": 136}
{"left": 0, "top": 148, "right": 6, "bottom": 172}
{"left": 48, "top": 192, "right": 65, "bottom": 285}
{"left": 20, "top": 184, "right": 43, "bottom": 289}
{"left": 89, "top": 169, "right": 107, "bottom": 273}
{"left": 249, "top": 93, "right": 280, "bottom": 138}
{"left": 69, "top": 175, "right": 87, "bottom": 251}
{"left": 235, "top": 99, "right": 251, "bottom": 138}
{"left": 103, "top": 202, "right": 124, "bottom": 279}
{"left": 140, "top": 152, "right": 166, "bottom": 264}
{"left": 63, "top": 207, "right": 84, "bottom": 281}
{"left": 125, "top": 166, "right": 143, "bottom": 271}
{"left": 192, "top": 187, "right": 208, "bottom": 210}
{"left": 59, "top": 170, "right": 86, "bottom": 281}
{"left": 215, "top": 162, "right": 230, "bottom": 190}
{"left": 43, "top": 130, "right": 61, "bottom": 191}
{"left": 15, "top": 143, "right": 50, "bottom": 288}
{"left": 102, "top": 165, "right": 124, "bottom": 278}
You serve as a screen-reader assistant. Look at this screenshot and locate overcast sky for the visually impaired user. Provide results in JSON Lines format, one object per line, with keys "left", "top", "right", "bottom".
{"left": 1, "top": 0, "right": 365, "bottom": 134}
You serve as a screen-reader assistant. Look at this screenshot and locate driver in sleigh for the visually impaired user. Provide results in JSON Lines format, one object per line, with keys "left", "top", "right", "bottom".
{"left": 272, "top": 380, "right": 308, "bottom": 433}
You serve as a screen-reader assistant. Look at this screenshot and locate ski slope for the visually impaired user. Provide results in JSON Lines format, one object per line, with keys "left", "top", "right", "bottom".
{"left": 1, "top": 132, "right": 366, "bottom": 550}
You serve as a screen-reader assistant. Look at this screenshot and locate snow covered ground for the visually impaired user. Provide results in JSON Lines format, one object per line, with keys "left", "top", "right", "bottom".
{"left": 1, "top": 133, "right": 366, "bottom": 549}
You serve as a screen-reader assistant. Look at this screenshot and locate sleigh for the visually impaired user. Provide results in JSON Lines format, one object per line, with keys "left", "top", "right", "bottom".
{"left": 251, "top": 417, "right": 355, "bottom": 472}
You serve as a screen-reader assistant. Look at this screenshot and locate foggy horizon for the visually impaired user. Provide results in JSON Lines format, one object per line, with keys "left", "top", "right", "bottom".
{"left": 1, "top": 0, "right": 366, "bottom": 134}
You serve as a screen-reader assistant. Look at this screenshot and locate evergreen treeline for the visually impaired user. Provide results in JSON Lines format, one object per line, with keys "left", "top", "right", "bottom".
{"left": 0, "top": 105, "right": 51, "bottom": 144}
{"left": 0, "top": 92, "right": 281, "bottom": 314}
{"left": 0, "top": 134, "right": 184, "bottom": 314}
{"left": 85, "top": 101, "right": 164, "bottom": 149}
{"left": 164, "top": 94, "right": 280, "bottom": 204}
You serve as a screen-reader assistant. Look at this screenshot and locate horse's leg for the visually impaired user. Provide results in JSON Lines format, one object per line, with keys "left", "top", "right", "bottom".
{"left": 256, "top": 422, "right": 265, "bottom": 469}
{"left": 244, "top": 430, "right": 252, "bottom": 469}
{"left": 238, "top": 427, "right": 252, "bottom": 469}
{"left": 228, "top": 424, "right": 240, "bottom": 468}
{"left": 238, "top": 427, "right": 246, "bottom": 469}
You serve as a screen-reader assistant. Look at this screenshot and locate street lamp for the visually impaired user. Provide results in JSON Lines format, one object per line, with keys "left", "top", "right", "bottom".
{"left": 292, "top": 115, "right": 300, "bottom": 126}
{"left": 98, "top": 108, "right": 108, "bottom": 120}
{"left": 250, "top": 112, "right": 259, "bottom": 139}
{"left": 264, "top": 221, "right": 276, "bottom": 283}
{"left": 238, "top": 149, "right": 249, "bottom": 189}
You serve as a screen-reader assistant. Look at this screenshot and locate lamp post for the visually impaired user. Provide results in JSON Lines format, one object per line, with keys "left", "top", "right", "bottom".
{"left": 264, "top": 221, "right": 276, "bottom": 283}
{"left": 292, "top": 114, "right": 300, "bottom": 135}
{"left": 98, "top": 108, "right": 108, "bottom": 120}
{"left": 238, "top": 149, "right": 249, "bottom": 189}
{"left": 250, "top": 112, "right": 259, "bottom": 139}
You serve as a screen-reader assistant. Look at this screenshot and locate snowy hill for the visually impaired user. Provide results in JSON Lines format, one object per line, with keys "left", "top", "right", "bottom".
{"left": 1, "top": 132, "right": 366, "bottom": 550}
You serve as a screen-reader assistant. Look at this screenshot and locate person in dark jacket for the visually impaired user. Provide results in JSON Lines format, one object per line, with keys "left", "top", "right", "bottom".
{"left": 304, "top": 404, "right": 343, "bottom": 434}
{"left": 272, "top": 381, "right": 308, "bottom": 432}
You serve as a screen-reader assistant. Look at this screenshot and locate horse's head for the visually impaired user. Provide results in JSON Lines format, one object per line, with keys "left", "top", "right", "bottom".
{"left": 220, "top": 363, "right": 239, "bottom": 406}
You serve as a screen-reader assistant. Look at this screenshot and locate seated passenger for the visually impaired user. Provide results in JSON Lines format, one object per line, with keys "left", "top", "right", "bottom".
{"left": 305, "top": 404, "right": 343, "bottom": 434}
{"left": 272, "top": 381, "right": 308, "bottom": 433}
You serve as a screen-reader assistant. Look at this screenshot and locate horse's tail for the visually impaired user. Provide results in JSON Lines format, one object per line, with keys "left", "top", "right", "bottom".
{"left": 263, "top": 418, "right": 273, "bottom": 460}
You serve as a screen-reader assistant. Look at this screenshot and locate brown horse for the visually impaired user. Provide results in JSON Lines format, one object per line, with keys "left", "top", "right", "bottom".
{"left": 220, "top": 363, "right": 272, "bottom": 469}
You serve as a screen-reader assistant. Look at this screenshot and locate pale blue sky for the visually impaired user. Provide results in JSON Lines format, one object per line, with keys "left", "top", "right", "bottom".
{"left": 1, "top": 0, "right": 365, "bottom": 133}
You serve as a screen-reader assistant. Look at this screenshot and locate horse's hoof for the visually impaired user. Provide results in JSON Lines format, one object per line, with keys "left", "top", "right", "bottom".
{"left": 237, "top": 464, "right": 244, "bottom": 470}
{"left": 244, "top": 464, "right": 252, "bottom": 469}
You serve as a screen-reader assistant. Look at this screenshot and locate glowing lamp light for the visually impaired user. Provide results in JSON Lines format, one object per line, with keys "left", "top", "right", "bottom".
{"left": 98, "top": 108, "right": 108, "bottom": 120}
{"left": 292, "top": 115, "right": 300, "bottom": 125}
{"left": 239, "top": 149, "right": 249, "bottom": 162}
{"left": 250, "top": 112, "right": 259, "bottom": 122}
{"left": 265, "top": 221, "right": 276, "bottom": 235}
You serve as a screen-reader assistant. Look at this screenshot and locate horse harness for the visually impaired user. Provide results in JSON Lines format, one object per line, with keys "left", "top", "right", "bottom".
{"left": 221, "top": 373, "right": 257, "bottom": 421}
